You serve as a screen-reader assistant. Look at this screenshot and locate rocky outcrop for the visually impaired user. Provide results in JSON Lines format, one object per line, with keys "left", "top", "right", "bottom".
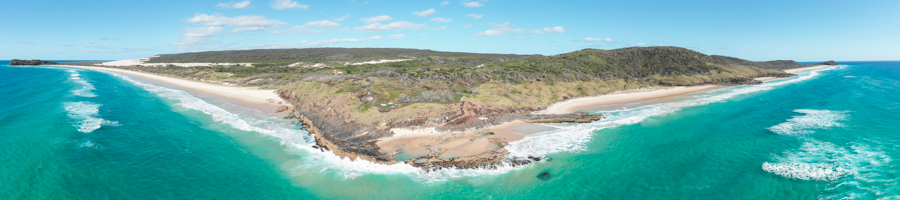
{"left": 814, "top": 60, "right": 839, "bottom": 66}
{"left": 10, "top": 59, "right": 57, "bottom": 66}
{"left": 537, "top": 172, "right": 552, "bottom": 180}
{"left": 281, "top": 89, "right": 605, "bottom": 169}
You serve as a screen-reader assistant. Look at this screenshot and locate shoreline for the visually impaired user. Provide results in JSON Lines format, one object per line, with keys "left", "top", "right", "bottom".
{"left": 373, "top": 84, "right": 726, "bottom": 163}
{"left": 538, "top": 85, "right": 720, "bottom": 115}
{"left": 491, "top": 65, "right": 838, "bottom": 141}
{"left": 55, "top": 65, "right": 292, "bottom": 113}
{"left": 51, "top": 63, "right": 836, "bottom": 169}
{"left": 784, "top": 65, "right": 832, "bottom": 73}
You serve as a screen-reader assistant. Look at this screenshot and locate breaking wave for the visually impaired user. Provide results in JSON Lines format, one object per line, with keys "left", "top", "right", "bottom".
{"left": 763, "top": 140, "right": 897, "bottom": 198}
{"left": 78, "top": 140, "right": 106, "bottom": 150}
{"left": 64, "top": 101, "right": 119, "bottom": 133}
{"left": 106, "top": 67, "right": 845, "bottom": 181}
{"left": 507, "top": 66, "right": 839, "bottom": 157}
{"left": 768, "top": 109, "right": 849, "bottom": 135}
{"left": 763, "top": 107, "right": 899, "bottom": 198}
{"left": 107, "top": 72, "right": 554, "bottom": 181}
{"left": 68, "top": 70, "right": 96, "bottom": 97}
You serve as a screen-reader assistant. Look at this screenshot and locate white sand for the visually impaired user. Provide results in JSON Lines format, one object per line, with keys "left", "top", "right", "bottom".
{"left": 539, "top": 85, "right": 719, "bottom": 114}
{"left": 349, "top": 59, "right": 412, "bottom": 65}
{"left": 389, "top": 127, "right": 442, "bottom": 138}
{"left": 56, "top": 65, "right": 290, "bottom": 110}
{"left": 287, "top": 62, "right": 327, "bottom": 68}
{"left": 784, "top": 65, "right": 831, "bottom": 74}
{"left": 756, "top": 65, "right": 835, "bottom": 82}
{"left": 754, "top": 77, "right": 779, "bottom": 81}
{"left": 99, "top": 56, "right": 253, "bottom": 67}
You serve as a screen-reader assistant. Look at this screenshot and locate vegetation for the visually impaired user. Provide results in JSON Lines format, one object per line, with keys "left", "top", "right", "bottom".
{"left": 146, "top": 47, "right": 538, "bottom": 64}
{"left": 87, "top": 46, "right": 802, "bottom": 113}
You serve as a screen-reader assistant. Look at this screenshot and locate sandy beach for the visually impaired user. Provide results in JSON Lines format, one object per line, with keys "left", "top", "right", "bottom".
{"left": 56, "top": 65, "right": 291, "bottom": 112}
{"left": 378, "top": 84, "right": 721, "bottom": 160}
{"left": 539, "top": 85, "right": 719, "bottom": 115}
{"left": 784, "top": 65, "right": 831, "bottom": 73}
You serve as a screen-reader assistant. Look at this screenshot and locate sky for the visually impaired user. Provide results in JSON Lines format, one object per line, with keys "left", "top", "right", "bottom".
{"left": 2, "top": 0, "right": 898, "bottom": 61}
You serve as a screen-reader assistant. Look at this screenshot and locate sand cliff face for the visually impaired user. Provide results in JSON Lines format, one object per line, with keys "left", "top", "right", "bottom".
{"left": 278, "top": 89, "right": 604, "bottom": 169}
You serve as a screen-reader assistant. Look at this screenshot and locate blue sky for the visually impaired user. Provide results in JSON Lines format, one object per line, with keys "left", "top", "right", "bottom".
{"left": 2, "top": 0, "right": 898, "bottom": 61}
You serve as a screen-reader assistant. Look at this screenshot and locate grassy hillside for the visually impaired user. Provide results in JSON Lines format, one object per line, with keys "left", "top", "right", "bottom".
{"left": 102, "top": 46, "right": 798, "bottom": 113}
{"left": 147, "top": 48, "right": 539, "bottom": 65}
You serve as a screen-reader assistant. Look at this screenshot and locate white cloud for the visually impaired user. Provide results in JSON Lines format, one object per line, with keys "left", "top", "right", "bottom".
{"left": 185, "top": 13, "right": 287, "bottom": 34}
{"left": 412, "top": 9, "right": 436, "bottom": 16}
{"left": 270, "top": 26, "right": 317, "bottom": 34}
{"left": 420, "top": 33, "right": 427, "bottom": 36}
{"left": 511, "top": 37, "right": 530, "bottom": 41}
{"left": 305, "top": 20, "right": 340, "bottom": 28}
{"left": 216, "top": 1, "right": 251, "bottom": 9}
{"left": 488, "top": 22, "right": 513, "bottom": 27}
{"left": 173, "top": 26, "right": 224, "bottom": 50}
{"left": 360, "top": 15, "right": 392, "bottom": 23}
{"left": 462, "top": 1, "right": 484, "bottom": 7}
{"left": 334, "top": 14, "right": 350, "bottom": 22}
{"left": 300, "top": 38, "right": 364, "bottom": 47}
{"left": 431, "top": 18, "right": 452, "bottom": 23}
{"left": 353, "top": 21, "right": 426, "bottom": 31}
{"left": 250, "top": 37, "right": 375, "bottom": 49}
{"left": 271, "top": 0, "right": 308, "bottom": 10}
{"left": 463, "top": 24, "right": 473, "bottom": 28}
{"left": 440, "top": 1, "right": 450, "bottom": 6}
{"left": 465, "top": 14, "right": 483, "bottom": 19}
{"left": 101, "top": 37, "right": 121, "bottom": 40}
{"left": 388, "top": 34, "right": 406, "bottom": 39}
{"left": 370, "top": 36, "right": 383, "bottom": 40}
{"left": 578, "top": 37, "right": 615, "bottom": 42}
{"left": 634, "top": 43, "right": 646, "bottom": 46}
{"left": 269, "top": 20, "right": 340, "bottom": 34}
{"left": 473, "top": 28, "right": 525, "bottom": 36}
{"left": 428, "top": 26, "right": 448, "bottom": 30}
{"left": 307, "top": 38, "right": 365, "bottom": 46}
{"left": 529, "top": 26, "right": 566, "bottom": 34}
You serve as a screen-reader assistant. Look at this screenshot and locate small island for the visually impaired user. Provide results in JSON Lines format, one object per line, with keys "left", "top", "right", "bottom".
{"left": 10, "top": 59, "right": 57, "bottom": 66}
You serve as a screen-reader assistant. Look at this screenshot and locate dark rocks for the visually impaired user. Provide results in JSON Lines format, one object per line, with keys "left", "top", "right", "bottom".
{"left": 720, "top": 77, "right": 763, "bottom": 86}
{"left": 10, "top": 59, "right": 57, "bottom": 66}
{"left": 522, "top": 112, "right": 605, "bottom": 124}
{"left": 537, "top": 172, "right": 552, "bottom": 181}
{"left": 814, "top": 60, "right": 839, "bottom": 66}
{"left": 278, "top": 89, "right": 605, "bottom": 170}
{"left": 275, "top": 105, "right": 290, "bottom": 113}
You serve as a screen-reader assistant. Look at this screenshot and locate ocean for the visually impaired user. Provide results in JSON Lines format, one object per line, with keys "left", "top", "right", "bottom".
{"left": 1, "top": 61, "right": 897, "bottom": 199}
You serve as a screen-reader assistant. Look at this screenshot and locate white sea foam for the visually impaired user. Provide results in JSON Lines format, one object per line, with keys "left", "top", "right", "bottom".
{"left": 78, "top": 140, "right": 106, "bottom": 150}
{"left": 763, "top": 140, "right": 892, "bottom": 182}
{"left": 762, "top": 107, "right": 898, "bottom": 197}
{"left": 767, "top": 109, "right": 849, "bottom": 135}
{"left": 762, "top": 162, "right": 849, "bottom": 181}
{"left": 64, "top": 101, "right": 118, "bottom": 133}
{"left": 104, "top": 66, "right": 848, "bottom": 181}
{"left": 107, "top": 72, "right": 546, "bottom": 181}
{"left": 507, "top": 66, "right": 840, "bottom": 157}
{"left": 67, "top": 70, "right": 97, "bottom": 97}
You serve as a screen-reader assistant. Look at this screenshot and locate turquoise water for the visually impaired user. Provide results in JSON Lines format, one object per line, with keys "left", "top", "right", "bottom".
{"left": 1, "top": 61, "right": 898, "bottom": 199}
